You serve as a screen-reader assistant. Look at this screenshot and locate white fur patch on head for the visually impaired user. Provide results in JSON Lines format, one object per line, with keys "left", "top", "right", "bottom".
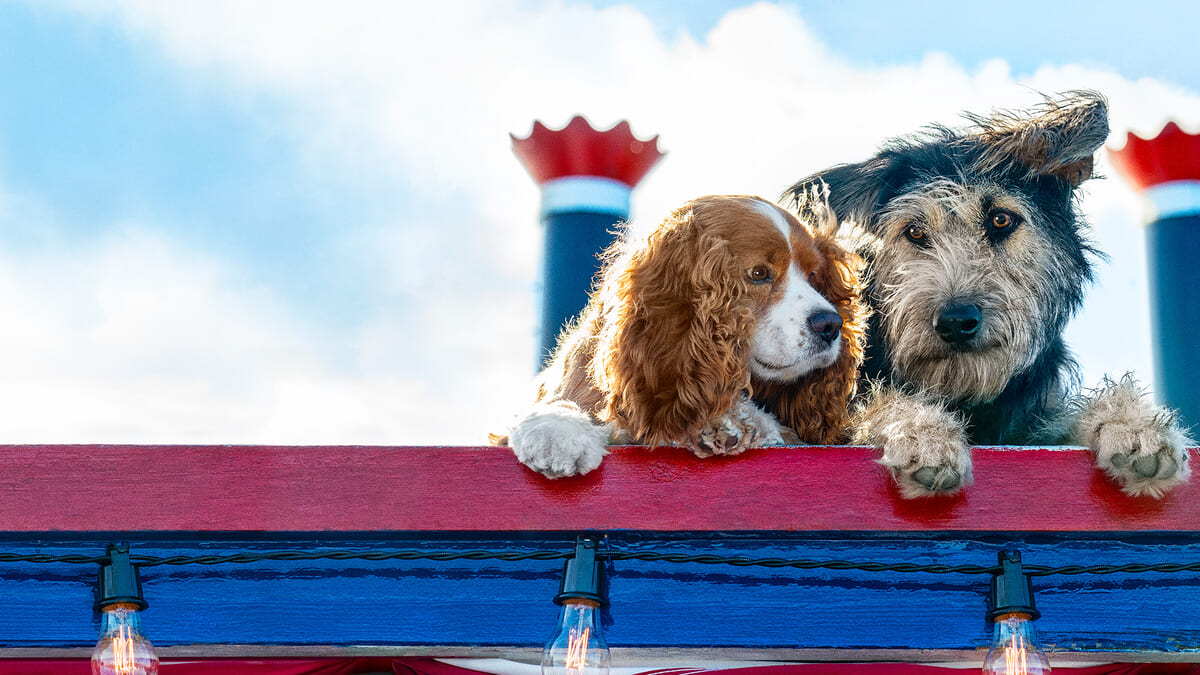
{"left": 751, "top": 198, "right": 795, "bottom": 243}
{"left": 746, "top": 200, "right": 841, "bottom": 382}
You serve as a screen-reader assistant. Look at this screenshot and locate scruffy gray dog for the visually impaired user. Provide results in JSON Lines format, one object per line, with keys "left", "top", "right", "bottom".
{"left": 786, "top": 91, "right": 1191, "bottom": 499}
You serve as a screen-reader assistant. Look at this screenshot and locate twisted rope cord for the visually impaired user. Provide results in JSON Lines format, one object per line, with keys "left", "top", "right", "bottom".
{"left": 604, "top": 550, "right": 1000, "bottom": 575}
{"left": 4, "top": 547, "right": 1200, "bottom": 577}
{"left": 0, "top": 553, "right": 106, "bottom": 565}
{"left": 1024, "top": 561, "right": 1200, "bottom": 576}
{"left": 134, "top": 549, "right": 571, "bottom": 567}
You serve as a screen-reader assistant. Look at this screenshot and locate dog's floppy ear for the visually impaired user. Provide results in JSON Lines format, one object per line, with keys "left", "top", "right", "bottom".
{"left": 755, "top": 194, "right": 867, "bottom": 444}
{"left": 594, "top": 203, "right": 754, "bottom": 446}
{"left": 783, "top": 155, "right": 911, "bottom": 234}
{"left": 966, "top": 90, "right": 1109, "bottom": 187}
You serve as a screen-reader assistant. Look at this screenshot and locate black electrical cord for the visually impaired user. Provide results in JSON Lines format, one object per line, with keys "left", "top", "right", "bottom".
{"left": 0, "top": 553, "right": 106, "bottom": 565}
{"left": 605, "top": 550, "right": 1000, "bottom": 575}
{"left": 3, "top": 546, "right": 1200, "bottom": 577}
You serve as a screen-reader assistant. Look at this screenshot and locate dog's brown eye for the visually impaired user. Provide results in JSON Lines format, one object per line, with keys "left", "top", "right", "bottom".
{"left": 992, "top": 211, "right": 1016, "bottom": 229}
{"left": 747, "top": 265, "right": 772, "bottom": 284}
{"left": 904, "top": 224, "right": 927, "bottom": 243}
{"left": 985, "top": 209, "right": 1022, "bottom": 243}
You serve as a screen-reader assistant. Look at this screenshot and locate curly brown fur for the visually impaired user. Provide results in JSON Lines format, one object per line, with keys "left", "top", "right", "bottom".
{"left": 595, "top": 201, "right": 760, "bottom": 445}
{"left": 493, "top": 193, "right": 865, "bottom": 478}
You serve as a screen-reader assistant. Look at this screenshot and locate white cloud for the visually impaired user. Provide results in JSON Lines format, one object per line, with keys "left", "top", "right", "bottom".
{"left": 19, "top": 0, "right": 1200, "bottom": 443}
{"left": 0, "top": 214, "right": 519, "bottom": 444}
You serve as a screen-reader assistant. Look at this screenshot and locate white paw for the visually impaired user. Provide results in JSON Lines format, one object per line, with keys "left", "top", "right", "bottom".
{"left": 508, "top": 402, "right": 610, "bottom": 478}
{"left": 1074, "top": 376, "right": 1193, "bottom": 498}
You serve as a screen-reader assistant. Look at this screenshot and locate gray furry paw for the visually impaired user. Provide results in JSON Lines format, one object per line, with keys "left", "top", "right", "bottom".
{"left": 877, "top": 431, "right": 972, "bottom": 498}
{"left": 1073, "top": 375, "right": 1192, "bottom": 498}
{"left": 855, "top": 386, "right": 974, "bottom": 498}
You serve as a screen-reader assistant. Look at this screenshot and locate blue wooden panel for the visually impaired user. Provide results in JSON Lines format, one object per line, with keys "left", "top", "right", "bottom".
{"left": 1145, "top": 213, "right": 1200, "bottom": 429}
{"left": 3, "top": 532, "right": 1200, "bottom": 654}
{"left": 539, "top": 210, "right": 622, "bottom": 364}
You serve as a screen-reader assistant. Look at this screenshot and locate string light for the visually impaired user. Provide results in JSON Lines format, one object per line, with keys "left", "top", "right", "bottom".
{"left": 542, "top": 536, "right": 610, "bottom": 675}
{"left": 92, "top": 543, "right": 159, "bottom": 675}
{"left": 1, "top": 539, "right": 1194, "bottom": 666}
{"left": 983, "top": 549, "right": 1051, "bottom": 675}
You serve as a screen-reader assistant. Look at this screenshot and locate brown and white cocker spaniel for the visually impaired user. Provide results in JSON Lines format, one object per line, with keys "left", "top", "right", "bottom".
{"left": 492, "top": 193, "right": 866, "bottom": 478}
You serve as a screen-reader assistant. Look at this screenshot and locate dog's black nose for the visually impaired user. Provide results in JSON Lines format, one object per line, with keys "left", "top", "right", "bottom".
{"left": 807, "top": 310, "right": 843, "bottom": 345}
{"left": 935, "top": 303, "right": 982, "bottom": 344}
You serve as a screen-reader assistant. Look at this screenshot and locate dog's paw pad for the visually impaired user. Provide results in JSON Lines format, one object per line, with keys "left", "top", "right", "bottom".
{"left": 1132, "top": 453, "right": 1162, "bottom": 478}
{"left": 1108, "top": 447, "right": 1168, "bottom": 478}
{"left": 1096, "top": 424, "right": 1191, "bottom": 498}
{"left": 1076, "top": 377, "right": 1192, "bottom": 497}
{"left": 879, "top": 438, "right": 972, "bottom": 499}
{"left": 893, "top": 457, "right": 969, "bottom": 498}
{"left": 692, "top": 433, "right": 746, "bottom": 457}
{"left": 913, "top": 466, "right": 963, "bottom": 492}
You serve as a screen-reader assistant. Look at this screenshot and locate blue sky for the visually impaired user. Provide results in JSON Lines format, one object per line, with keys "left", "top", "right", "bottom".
{"left": 0, "top": 4, "right": 383, "bottom": 326}
{"left": 0, "top": 1, "right": 1198, "bottom": 444}
{"left": 616, "top": 0, "right": 1200, "bottom": 90}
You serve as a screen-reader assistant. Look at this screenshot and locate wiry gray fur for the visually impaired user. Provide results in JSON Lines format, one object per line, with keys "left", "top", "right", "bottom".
{"left": 785, "top": 91, "right": 1192, "bottom": 498}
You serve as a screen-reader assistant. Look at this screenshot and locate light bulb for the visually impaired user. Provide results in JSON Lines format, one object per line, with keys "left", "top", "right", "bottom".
{"left": 982, "top": 612, "right": 1050, "bottom": 675}
{"left": 92, "top": 543, "right": 158, "bottom": 675}
{"left": 542, "top": 598, "right": 610, "bottom": 675}
{"left": 92, "top": 603, "right": 160, "bottom": 675}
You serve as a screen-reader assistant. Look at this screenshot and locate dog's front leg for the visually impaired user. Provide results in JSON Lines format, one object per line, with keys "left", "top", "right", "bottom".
{"left": 853, "top": 386, "right": 973, "bottom": 498}
{"left": 690, "top": 393, "right": 798, "bottom": 458}
{"left": 1068, "top": 374, "right": 1192, "bottom": 497}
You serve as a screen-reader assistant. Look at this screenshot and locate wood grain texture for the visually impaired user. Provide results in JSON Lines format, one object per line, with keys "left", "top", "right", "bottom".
{"left": 0, "top": 445, "right": 1198, "bottom": 531}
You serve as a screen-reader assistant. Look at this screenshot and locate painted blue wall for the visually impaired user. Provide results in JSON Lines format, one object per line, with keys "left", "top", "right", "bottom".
{"left": 3, "top": 532, "right": 1199, "bottom": 654}
{"left": 1145, "top": 213, "right": 1200, "bottom": 431}
{"left": 538, "top": 211, "right": 624, "bottom": 366}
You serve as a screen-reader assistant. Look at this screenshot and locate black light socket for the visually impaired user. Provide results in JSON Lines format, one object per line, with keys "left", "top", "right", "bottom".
{"left": 96, "top": 542, "right": 149, "bottom": 612}
{"left": 987, "top": 548, "right": 1039, "bottom": 621}
{"left": 553, "top": 536, "right": 607, "bottom": 607}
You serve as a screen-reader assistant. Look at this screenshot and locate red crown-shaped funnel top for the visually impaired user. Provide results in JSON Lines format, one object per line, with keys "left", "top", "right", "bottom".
{"left": 512, "top": 116, "right": 664, "bottom": 187}
{"left": 1110, "top": 122, "right": 1200, "bottom": 191}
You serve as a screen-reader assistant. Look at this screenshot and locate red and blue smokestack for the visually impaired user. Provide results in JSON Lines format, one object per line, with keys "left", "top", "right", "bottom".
{"left": 512, "top": 116, "right": 663, "bottom": 365}
{"left": 1110, "top": 122, "right": 1200, "bottom": 428}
